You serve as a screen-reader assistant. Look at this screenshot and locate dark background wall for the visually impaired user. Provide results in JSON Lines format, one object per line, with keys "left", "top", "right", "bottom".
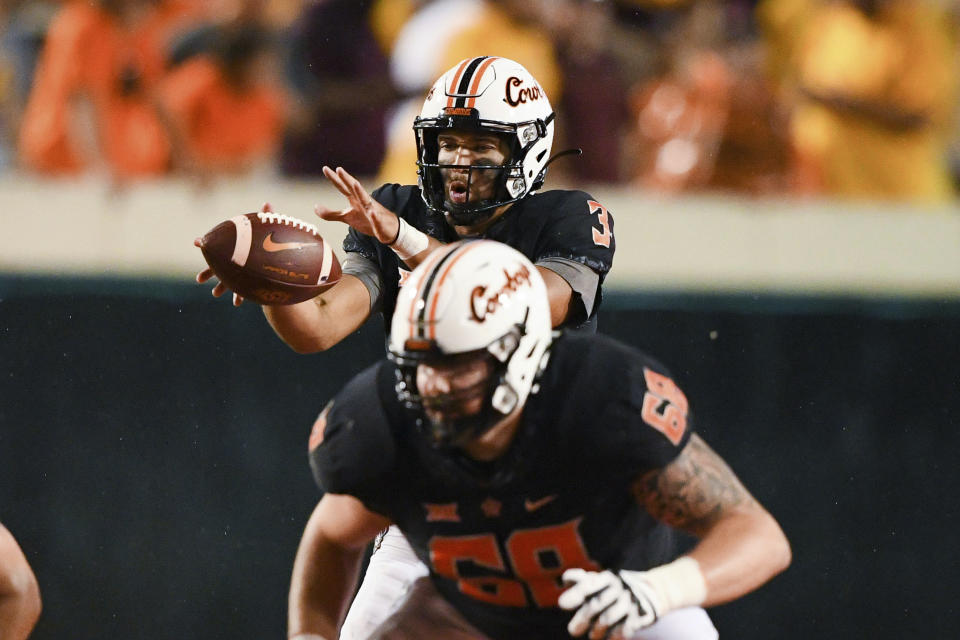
{"left": 1, "top": 277, "right": 957, "bottom": 639}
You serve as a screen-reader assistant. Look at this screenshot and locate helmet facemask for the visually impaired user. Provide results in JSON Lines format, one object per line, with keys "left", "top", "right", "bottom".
{"left": 389, "top": 323, "right": 526, "bottom": 449}
{"left": 414, "top": 58, "right": 556, "bottom": 225}
{"left": 415, "top": 114, "right": 553, "bottom": 227}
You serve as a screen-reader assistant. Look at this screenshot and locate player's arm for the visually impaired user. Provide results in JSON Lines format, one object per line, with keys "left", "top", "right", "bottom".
{"left": 315, "top": 166, "right": 443, "bottom": 268}
{"left": 288, "top": 494, "right": 391, "bottom": 639}
{"left": 262, "top": 274, "right": 372, "bottom": 353}
{"left": 195, "top": 240, "right": 373, "bottom": 353}
{"left": 534, "top": 195, "right": 613, "bottom": 329}
{"left": 635, "top": 434, "right": 791, "bottom": 606}
{"left": 0, "top": 524, "right": 41, "bottom": 640}
{"left": 561, "top": 434, "right": 790, "bottom": 638}
{"left": 537, "top": 266, "right": 575, "bottom": 328}
{"left": 194, "top": 199, "right": 374, "bottom": 354}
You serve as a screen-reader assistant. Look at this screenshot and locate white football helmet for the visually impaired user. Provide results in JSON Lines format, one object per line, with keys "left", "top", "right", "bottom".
{"left": 414, "top": 56, "right": 556, "bottom": 225}
{"left": 388, "top": 240, "right": 553, "bottom": 447}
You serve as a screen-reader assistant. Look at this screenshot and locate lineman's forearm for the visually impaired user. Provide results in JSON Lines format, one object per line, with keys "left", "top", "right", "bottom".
{"left": 0, "top": 584, "right": 41, "bottom": 640}
{"left": 686, "top": 505, "right": 791, "bottom": 607}
{"left": 287, "top": 534, "right": 364, "bottom": 639}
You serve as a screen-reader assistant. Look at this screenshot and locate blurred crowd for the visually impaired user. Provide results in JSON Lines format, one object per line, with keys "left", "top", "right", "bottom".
{"left": 1, "top": 0, "right": 959, "bottom": 204}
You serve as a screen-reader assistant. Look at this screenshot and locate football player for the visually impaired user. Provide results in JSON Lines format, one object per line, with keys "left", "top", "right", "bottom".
{"left": 196, "top": 56, "right": 612, "bottom": 336}
{"left": 0, "top": 523, "right": 41, "bottom": 640}
{"left": 196, "top": 57, "right": 632, "bottom": 636}
{"left": 289, "top": 240, "right": 791, "bottom": 640}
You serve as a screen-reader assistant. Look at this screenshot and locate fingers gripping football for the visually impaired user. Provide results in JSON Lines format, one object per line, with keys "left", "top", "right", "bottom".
{"left": 198, "top": 210, "right": 341, "bottom": 305}
{"left": 194, "top": 203, "right": 273, "bottom": 306}
{"left": 559, "top": 569, "right": 660, "bottom": 639}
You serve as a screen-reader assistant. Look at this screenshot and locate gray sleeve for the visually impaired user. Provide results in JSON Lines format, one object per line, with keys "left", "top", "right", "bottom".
{"left": 536, "top": 256, "right": 601, "bottom": 318}
{"left": 341, "top": 252, "right": 384, "bottom": 314}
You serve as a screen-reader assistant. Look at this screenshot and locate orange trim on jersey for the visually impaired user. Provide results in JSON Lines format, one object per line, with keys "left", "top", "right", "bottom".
{"left": 426, "top": 242, "right": 486, "bottom": 340}
{"left": 308, "top": 403, "right": 332, "bottom": 452}
{"left": 466, "top": 56, "right": 499, "bottom": 108}
{"left": 445, "top": 58, "right": 474, "bottom": 108}
{"left": 406, "top": 244, "right": 460, "bottom": 338}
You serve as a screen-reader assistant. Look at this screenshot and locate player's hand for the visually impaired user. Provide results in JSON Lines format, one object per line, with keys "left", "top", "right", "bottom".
{"left": 193, "top": 201, "right": 275, "bottom": 307}
{"left": 558, "top": 568, "right": 661, "bottom": 640}
{"left": 315, "top": 166, "right": 400, "bottom": 245}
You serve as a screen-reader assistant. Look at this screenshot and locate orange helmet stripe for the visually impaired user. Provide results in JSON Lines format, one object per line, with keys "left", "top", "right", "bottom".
{"left": 445, "top": 58, "right": 474, "bottom": 109}
{"left": 407, "top": 243, "right": 460, "bottom": 338}
{"left": 426, "top": 241, "right": 486, "bottom": 340}
{"left": 466, "top": 56, "right": 499, "bottom": 108}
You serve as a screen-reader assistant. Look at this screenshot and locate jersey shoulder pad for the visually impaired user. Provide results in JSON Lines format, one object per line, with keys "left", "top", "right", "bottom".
{"left": 547, "top": 334, "right": 691, "bottom": 471}
{"left": 308, "top": 361, "right": 397, "bottom": 497}
{"left": 525, "top": 190, "right": 614, "bottom": 275}
{"left": 528, "top": 189, "right": 606, "bottom": 219}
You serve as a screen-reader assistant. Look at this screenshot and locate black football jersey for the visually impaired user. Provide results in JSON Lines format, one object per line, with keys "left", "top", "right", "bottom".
{"left": 310, "top": 333, "right": 692, "bottom": 640}
{"left": 342, "top": 184, "right": 615, "bottom": 332}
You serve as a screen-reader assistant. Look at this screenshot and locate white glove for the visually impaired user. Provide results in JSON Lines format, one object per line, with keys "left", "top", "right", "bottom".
{"left": 559, "top": 558, "right": 707, "bottom": 640}
{"left": 558, "top": 568, "right": 661, "bottom": 639}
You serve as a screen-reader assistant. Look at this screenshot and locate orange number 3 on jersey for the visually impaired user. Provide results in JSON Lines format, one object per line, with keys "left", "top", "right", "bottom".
{"left": 640, "top": 368, "right": 689, "bottom": 445}
{"left": 587, "top": 200, "right": 612, "bottom": 248}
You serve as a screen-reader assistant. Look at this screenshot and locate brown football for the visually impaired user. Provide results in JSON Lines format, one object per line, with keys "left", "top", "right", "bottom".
{"left": 199, "top": 212, "right": 341, "bottom": 305}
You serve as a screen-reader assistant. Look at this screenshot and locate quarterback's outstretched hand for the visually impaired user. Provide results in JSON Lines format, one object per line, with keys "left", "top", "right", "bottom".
{"left": 194, "top": 202, "right": 276, "bottom": 306}
{"left": 558, "top": 568, "right": 661, "bottom": 640}
{"left": 315, "top": 166, "right": 400, "bottom": 245}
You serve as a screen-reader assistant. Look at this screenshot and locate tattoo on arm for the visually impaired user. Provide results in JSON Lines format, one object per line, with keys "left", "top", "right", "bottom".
{"left": 634, "top": 434, "right": 754, "bottom": 536}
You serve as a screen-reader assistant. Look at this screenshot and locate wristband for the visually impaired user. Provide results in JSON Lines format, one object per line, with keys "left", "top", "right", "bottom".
{"left": 289, "top": 635, "right": 327, "bottom": 640}
{"left": 387, "top": 216, "right": 429, "bottom": 260}
{"left": 622, "top": 556, "right": 707, "bottom": 615}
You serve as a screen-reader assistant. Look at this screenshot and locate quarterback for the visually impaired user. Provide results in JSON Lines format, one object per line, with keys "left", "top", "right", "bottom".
{"left": 197, "top": 56, "right": 613, "bottom": 336}
{"left": 289, "top": 241, "right": 791, "bottom": 639}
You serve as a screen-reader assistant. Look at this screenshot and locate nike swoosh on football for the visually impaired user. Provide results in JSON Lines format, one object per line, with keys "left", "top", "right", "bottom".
{"left": 524, "top": 495, "right": 557, "bottom": 511}
{"left": 262, "top": 233, "right": 320, "bottom": 252}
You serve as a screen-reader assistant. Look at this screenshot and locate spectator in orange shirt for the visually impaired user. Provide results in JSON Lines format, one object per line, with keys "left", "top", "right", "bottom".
{"left": 158, "top": 26, "right": 284, "bottom": 179}
{"left": 18, "top": 0, "right": 197, "bottom": 179}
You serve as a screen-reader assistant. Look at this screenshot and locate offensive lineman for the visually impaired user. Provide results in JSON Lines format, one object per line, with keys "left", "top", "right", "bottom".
{"left": 290, "top": 240, "right": 791, "bottom": 639}
{"left": 196, "top": 57, "right": 643, "bottom": 636}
